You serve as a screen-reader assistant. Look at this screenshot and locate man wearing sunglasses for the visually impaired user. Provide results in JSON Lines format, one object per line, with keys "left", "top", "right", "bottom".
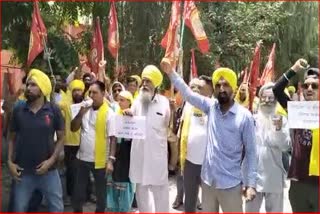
{"left": 273, "top": 59, "right": 319, "bottom": 212}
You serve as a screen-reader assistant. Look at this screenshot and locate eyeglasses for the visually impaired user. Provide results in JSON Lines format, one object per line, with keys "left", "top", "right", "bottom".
{"left": 302, "top": 83, "right": 318, "bottom": 90}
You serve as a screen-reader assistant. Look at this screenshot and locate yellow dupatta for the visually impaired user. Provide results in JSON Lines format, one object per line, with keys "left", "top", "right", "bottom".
{"left": 58, "top": 97, "right": 81, "bottom": 146}
{"left": 234, "top": 88, "right": 249, "bottom": 108}
{"left": 180, "top": 106, "right": 203, "bottom": 172}
{"left": 94, "top": 101, "right": 109, "bottom": 169}
{"left": 309, "top": 129, "right": 319, "bottom": 176}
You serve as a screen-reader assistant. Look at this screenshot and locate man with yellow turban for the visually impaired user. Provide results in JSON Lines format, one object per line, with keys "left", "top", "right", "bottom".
{"left": 58, "top": 79, "right": 85, "bottom": 205}
{"left": 126, "top": 65, "right": 171, "bottom": 212}
{"left": 161, "top": 61, "right": 257, "bottom": 212}
{"left": 8, "top": 69, "right": 65, "bottom": 212}
{"left": 273, "top": 59, "right": 319, "bottom": 212}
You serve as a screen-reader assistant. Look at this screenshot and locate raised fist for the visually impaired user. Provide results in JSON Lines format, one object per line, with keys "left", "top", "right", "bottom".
{"left": 291, "top": 59, "right": 309, "bottom": 73}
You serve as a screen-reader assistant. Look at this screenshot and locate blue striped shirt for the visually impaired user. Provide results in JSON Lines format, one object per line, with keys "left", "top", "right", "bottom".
{"left": 169, "top": 72, "right": 257, "bottom": 189}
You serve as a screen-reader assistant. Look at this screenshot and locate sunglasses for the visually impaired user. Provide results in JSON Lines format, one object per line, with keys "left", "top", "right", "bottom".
{"left": 302, "top": 83, "right": 318, "bottom": 89}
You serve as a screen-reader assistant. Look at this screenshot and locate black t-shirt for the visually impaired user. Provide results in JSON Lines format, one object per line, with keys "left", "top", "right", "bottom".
{"left": 10, "top": 101, "right": 64, "bottom": 174}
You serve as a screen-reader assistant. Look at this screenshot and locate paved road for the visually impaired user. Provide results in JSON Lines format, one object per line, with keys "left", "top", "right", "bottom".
{"left": 1, "top": 165, "right": 292, "bottom": 212}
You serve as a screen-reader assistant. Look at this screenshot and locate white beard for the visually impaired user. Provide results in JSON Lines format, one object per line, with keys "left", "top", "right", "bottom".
{"left": 259, "top": 104, "right": 276, "bottom": 117}
{"left": 139, "top": 89, "right": 153, "bottom": 104}
{"left": 257, "top": 106, "right": 276, "bottom": 140}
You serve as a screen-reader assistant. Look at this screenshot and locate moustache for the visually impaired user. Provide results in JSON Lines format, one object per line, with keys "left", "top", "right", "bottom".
{"left": 218, "top": 92, "right": 227, "bottom": 97}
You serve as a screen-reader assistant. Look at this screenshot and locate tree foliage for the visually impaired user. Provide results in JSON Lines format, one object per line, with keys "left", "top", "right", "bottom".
{"left": 1, "top": 1, "right": 318, "bottom": 84}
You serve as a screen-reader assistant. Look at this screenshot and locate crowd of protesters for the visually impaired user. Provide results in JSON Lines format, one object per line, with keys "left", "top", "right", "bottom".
{"left": 1, "top": 57, "right": 318, "bottom": 213}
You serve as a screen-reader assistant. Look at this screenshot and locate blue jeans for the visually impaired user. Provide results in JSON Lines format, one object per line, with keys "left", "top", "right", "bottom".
{"left": 13, "top": 169, "right": 63, "bottom": 212}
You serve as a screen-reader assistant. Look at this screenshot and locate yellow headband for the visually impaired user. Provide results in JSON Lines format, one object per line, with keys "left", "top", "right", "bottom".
{"left": 212, "top": 67, "right": 237, "bottom": 92}
{"left": 141, "top": 65, "right": 163, "bottom": 88}
{"left": 119, "top": 90, "right": 133, "bottom": 104}
{"left": 69, "top": 80, "right": 85, "bottom": 92}
{"left": 27, "top": 69, "right": 52, "bottom": 100}
{"left": 130, "top": 75, "right": 142, "bottom": 86}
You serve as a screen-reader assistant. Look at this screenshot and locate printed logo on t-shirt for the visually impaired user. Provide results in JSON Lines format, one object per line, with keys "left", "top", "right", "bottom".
{"left": 45, "top": 114, "right": 51, "bottom": 126}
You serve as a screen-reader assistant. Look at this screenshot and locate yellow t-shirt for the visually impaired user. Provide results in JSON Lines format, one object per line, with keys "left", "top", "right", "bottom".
{"left": 59, "top": 101, "right": 81, "bottom": 146}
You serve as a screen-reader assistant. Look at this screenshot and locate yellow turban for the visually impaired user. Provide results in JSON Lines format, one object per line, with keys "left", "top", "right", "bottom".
{"left": 141, "top": 65, "right": 163, "bottom": 88}
{"left": 212, "top": 67, "right": 237, "bottom": 92}
{"left": 27, "top": 69, "right": 52, "bottom": 100}
{"left": 69, "top": 80, "right": 85, "bottom": 92}
{"left": 130, "top": 75, "right": 142, "bottom": 86}
{"left": 287, "top": 86, "right": 296, "bottom": 93}
{"left": 119, "top": 90, "right": 134, "bottom": 104}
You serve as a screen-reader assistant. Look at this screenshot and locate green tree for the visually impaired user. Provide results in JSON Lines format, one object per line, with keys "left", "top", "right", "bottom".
{"left": 2, "top": 1, "right": 318, "bottom": 85}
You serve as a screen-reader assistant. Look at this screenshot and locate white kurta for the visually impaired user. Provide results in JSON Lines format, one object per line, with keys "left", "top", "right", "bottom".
{"left": 129, "top": 94, "right": 170, "bottom": 185}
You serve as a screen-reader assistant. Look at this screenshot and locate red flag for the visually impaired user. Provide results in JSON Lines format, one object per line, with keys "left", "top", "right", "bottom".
{"left": 27, "top": 1, "right": 47, "bottom": 67}
{"left": 108, "top": 1, "right": 119, "bottom": 59}
{"left": 160, "top": 1, "right": 181, "bottom": 69}
{"left": 248, "top": 41, "right": 262, "bottom": 112}
{"left": 88, "top": 17, "right": 104, "bottom": 74}
{"left": 260, "top": 43, "right": 276, "bottom": 86}
{"left": 184, "top": 1, "right": 209, "bottom": 54}
{"left": 189, "top": 49, "right": 198, "bottom": 81}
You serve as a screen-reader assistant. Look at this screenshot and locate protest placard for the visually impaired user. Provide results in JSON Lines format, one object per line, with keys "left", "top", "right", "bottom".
{"left": 114, "top": 115, "right": 146, "bottom": 139}
{"left": 288, "top": 101, "right": 319, "bottom": 129}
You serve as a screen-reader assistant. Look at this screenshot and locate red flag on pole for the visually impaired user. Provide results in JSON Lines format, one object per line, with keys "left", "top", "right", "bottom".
{"left": 88, "top": 17, "right": 104, "bottom": 75}
{"left": 248, "top": 41, "right": 262, "bottom": 112}
{"left": 183, "top": 1, "right": 209, "bottom": 54}
{"left": 108, "top": 1, "right": 119, "bottom": 59}
{"left": 27, "top": 1, "right": 47, "bottom": 67}
{"left": 189, "top": 49, "right": 198, "bottom": 81}
{"left": 260, "top": 43, "right": 276, "bottom": 86}
{"left": 160, "top": 1, "right": 181, "bottom": 69}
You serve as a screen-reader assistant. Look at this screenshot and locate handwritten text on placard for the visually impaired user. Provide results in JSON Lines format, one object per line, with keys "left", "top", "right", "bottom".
{"left": 288, "top": 101, "right": 319, "bottom": 129}
{"left": 115, "top": 115, "right": 146, "bottom": 139}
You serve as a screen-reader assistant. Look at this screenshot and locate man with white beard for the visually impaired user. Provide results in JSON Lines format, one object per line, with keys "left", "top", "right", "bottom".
{"left": 245, "top": 83, "right": 291, "bottom": 212}
{"left": 126, "top": 65, "right": 170, "bottom": 212}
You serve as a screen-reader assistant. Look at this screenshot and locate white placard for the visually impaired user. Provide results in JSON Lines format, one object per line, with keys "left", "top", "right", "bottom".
{"left": 70, "top": 103, "right": 82, "bottom": 119}
{"left": 288, "top": 101, "right": 319, "bottom": 129}
{"left": 114, "top": 115, "right": 146, "bottom": 139}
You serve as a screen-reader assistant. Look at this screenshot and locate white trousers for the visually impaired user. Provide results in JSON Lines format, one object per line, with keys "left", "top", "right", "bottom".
{"left": 245, "top": 192, "right": 284, "bottom": 212}
{"left": 136, "top": 183, "right": 169, "bottom": 213}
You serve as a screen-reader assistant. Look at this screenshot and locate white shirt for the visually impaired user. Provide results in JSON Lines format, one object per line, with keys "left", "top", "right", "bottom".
{"left": 129, "top": 94, "right": 170, "bottom": 185}
{"left": 182, "top": 103, "right": 208, "bottom": 165}
{"left": 77, "top": 107, "right": 115, "bottom": 162}
{"left": 254, "top": 113, "right": 291, "bottom": 193}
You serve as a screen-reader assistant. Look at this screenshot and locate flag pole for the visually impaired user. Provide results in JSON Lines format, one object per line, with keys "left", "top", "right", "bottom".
{"left": 115, "top": 52, "right": 119, "bottom": 81}
{"left": 42, "top": 36, "right": 56, "bottom": 103}
{"left": 171, "top": 0, "right": 185, "bottom": 98}
{"left": 177, "top": 0, "right": 185, "bottom": 78}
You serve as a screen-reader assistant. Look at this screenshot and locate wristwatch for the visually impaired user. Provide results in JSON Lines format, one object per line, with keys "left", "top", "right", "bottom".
{"left": 108, "top": 156, "right": 116, "bottom": 163}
